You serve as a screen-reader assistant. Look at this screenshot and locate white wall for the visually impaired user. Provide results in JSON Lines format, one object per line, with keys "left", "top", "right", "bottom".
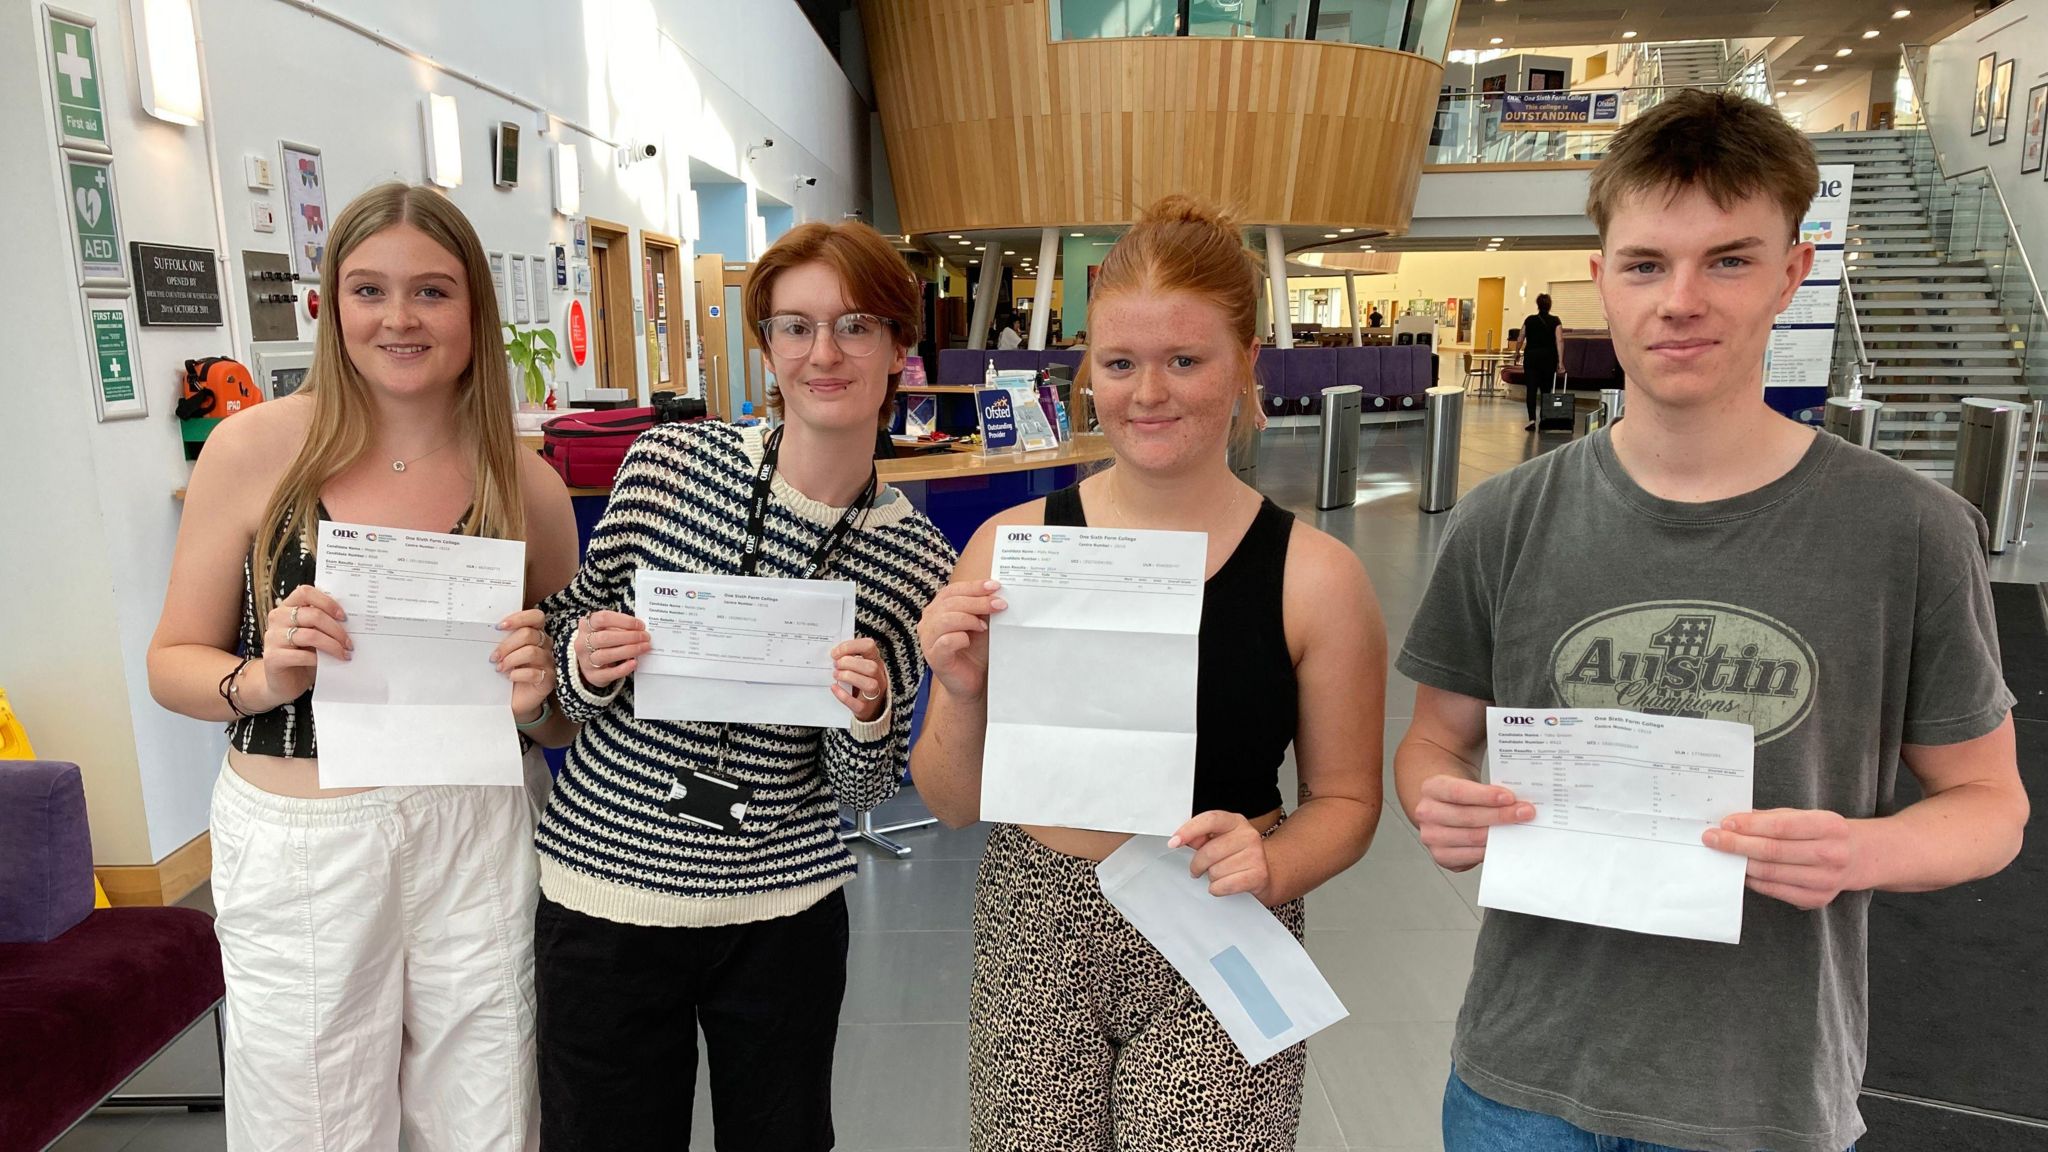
{"left": 1926, "top": 0, "right": 2048, "bottom": 265}
{"left": 0, "top": 0, "right": 873, "bottom": 866}
{"left": 1293, "top": 249, "right": 1600, "bottom": 348}
{"left": 1795, "top": 72, "right": 1878, "bottom": 133}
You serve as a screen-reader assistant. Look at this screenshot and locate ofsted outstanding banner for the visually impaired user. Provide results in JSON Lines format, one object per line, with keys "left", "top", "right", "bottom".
{"left": 1765, "top": 165, "right": 1854, "bottom": 391}
{"left": 1498, "top": 91, "right": 1622, "bottom": 132}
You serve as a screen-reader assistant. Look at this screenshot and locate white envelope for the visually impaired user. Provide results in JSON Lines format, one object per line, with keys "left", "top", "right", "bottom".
{"left": 1096, "top": 836, "right": 1348, "bottom": 1066}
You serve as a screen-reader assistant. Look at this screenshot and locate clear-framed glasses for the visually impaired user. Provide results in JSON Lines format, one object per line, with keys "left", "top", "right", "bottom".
{"left": 758, "top": 312, "right": 896, "bottom": 359}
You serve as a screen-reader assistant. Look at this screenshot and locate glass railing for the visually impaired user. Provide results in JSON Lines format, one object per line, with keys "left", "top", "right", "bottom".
{"left": 1891, "top": 124, "right": 2047, "bottom": 531}
{"left": 1426, "top": 85, "right": 1728, "bottom": 165}
{"left": 1049, "top": 0, "right": 1458, "bottom": 61}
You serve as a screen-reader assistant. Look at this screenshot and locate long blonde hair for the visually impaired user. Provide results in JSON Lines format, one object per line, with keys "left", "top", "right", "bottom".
{"left": 252, "top": 182, "right": 526, "bottom": 621}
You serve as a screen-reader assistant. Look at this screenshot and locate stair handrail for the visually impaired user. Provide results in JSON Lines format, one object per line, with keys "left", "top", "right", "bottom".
{"left": 1839, "top": 264, "right": 1874, "bottom": 398}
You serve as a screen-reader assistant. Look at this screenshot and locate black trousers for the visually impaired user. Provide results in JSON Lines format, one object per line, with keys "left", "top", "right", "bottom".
{"left": 535, "top": 888, "right": 850, "bottom": 1152}
{"left": 1522, "top": 366, "right": 1557, "bottom": 421}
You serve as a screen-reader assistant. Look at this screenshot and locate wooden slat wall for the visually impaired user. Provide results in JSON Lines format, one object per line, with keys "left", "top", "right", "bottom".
{"left": 861, "top": 0, "right": 1443, "bottom": 236}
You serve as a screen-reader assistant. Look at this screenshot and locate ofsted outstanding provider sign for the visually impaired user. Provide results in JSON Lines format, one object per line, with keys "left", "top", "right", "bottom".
{"left": 1499, "top": 92, "right": 1623, "bottom": 132}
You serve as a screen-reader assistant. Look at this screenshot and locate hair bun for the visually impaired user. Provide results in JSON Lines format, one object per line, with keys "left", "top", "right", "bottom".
{"left": 1137, "top": 193, "right": 1242, "bottom": 235}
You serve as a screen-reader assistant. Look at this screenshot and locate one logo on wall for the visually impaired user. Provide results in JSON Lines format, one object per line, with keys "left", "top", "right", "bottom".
{"left": 1548, "top": 601, "right": 1818, "bottom": 744}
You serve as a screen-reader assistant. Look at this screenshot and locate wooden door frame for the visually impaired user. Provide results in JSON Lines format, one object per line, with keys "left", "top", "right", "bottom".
{"left": 643, "top": 231, "right": 688, "bottom": 397}
{"left": 588, "top": 216, "right": 640, "bottom": 401}
{"left": 723, "top": 262, "right": 763, "bottom": 415}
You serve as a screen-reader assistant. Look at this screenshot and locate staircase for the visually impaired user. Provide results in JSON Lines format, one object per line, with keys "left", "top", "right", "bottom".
{"left": 1810, "top": 131, "right": 2039, "bottom": 476}
{"left": 1644, "top": 41, "right": 1731, "bottom": 88}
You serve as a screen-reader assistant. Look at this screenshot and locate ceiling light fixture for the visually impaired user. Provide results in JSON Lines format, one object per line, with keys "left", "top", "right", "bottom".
{"left": 1776, "top": 90, "right": 1788, "bottom": 98}
{"left": 1794, "top": 78, "right": 1808, "bottom": 85}
{"left": 948, "top": 234, "right": 962, "bottom": 239}
{"left": 1490, "top": 37, "right": 1503, "bottom": 45}
{"left": 1814, "top": 63, "right": 1829, "bottom": 71}
{"left": 1339, "top": 227, "right": 1356, "bottom": 234}
{"left": 1893, "top": 8, "right": 1910, "bottom": 17}
{"left": 1622, "top": 30, "right": 1637, "bottom": 39}
{"left": 1071, "top": 232, "right": 1084, "bottom": 237}
{"left": 1324, "top": 233, "right": 1339, "bottom": 239}
{"left": 1863, "top": 29, "right": 1881, "bottom": 38}
{"left": 1836, "top": 48, "right": 1852, "bottom": 57}
{"left": 1004, "top": 250, "right": 1016, "bottom": 255}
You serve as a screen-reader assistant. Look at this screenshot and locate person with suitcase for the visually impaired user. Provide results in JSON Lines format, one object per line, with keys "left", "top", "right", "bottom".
{"left": 1516, "top": 293, "right": 1564, "bottom": 431}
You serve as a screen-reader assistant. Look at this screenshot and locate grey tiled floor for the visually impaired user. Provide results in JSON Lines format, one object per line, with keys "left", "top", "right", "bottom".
{"left": 56, "top": 397, "right": 2048, "bottom": 1151}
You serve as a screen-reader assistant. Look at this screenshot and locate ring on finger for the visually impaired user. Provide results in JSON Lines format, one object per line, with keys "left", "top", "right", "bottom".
{"left": 290, "top": 605, "right": 300, "bottom": 628}
{"left": 284, "top": 625, "right": 299, "bottom": 647}
{"left": 860, "top": 689, "right": 881, "bottom": 701}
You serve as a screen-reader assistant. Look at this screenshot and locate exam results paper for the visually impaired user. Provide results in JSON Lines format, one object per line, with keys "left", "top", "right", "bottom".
{"left": 983, "top": 526, "right": 1207, "bottom": 835}
{"left": 632, "top": 571, "right": 857, "bottom": 728}
{"left": 1476, "top": 708, "right": 1755, "bottom": 944}
{"left": 311, "top": 520, "right": 527, "bottom": 788}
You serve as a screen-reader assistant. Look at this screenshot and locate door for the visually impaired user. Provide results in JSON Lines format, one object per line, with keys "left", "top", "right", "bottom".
{"left": 1475, "top": 277, "right": 1506, "bottom": 350}
{"left": 694, "top": 252, "right": 727, "bottom": 418}
{"left": 643, "top": 232, "right": 688, "bottom": 396}
{"left": 587, "top": 217, "right": 640, "bottom": 399}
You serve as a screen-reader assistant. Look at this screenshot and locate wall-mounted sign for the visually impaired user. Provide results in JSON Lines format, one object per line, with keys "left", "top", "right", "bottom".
{"left": 66, "top": 153, "right": 126, "bottom": 285}
{"left": 84, "top": 292, "right": 145, "bottom": 421}
{"left": 567, "top": 299, "right": 588, "bottom": 366}
{"left": 553, "top": 244, "right": 567, "bottom": 289}
{"left": 44, "top": 7, "right": 109, "bottom": 152}
{"left": 131, "top": 242, "right": 224, "bottom": 326}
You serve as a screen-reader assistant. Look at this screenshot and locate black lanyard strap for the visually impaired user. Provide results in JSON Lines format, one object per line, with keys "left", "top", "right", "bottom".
{"left": 738, "top": 425, "right": 877, "bottom": 580}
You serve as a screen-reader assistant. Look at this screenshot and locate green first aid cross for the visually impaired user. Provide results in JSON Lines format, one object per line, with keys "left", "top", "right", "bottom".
{"left": 93, "top": 307, "right": 134, "bottom": 403}
{"left": 47, "top": 15, "right": 107, "bottom": 146}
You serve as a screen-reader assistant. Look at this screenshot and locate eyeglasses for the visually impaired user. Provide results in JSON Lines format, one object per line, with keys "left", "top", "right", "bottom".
{"left": 758, "top": 312, "right": 896, "bottom": 359}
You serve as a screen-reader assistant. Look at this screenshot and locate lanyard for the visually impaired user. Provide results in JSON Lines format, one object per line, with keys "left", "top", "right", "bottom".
{"left": 680, "top": 425, "right": 877, "bottom": 815}
{"left": 738, "top": 425, "right": 876, "bottom": 580}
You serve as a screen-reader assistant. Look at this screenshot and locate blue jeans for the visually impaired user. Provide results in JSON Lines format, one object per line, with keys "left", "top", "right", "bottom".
{"left": 1442, "top": 1069, "right": 1855, "bottom": 1152}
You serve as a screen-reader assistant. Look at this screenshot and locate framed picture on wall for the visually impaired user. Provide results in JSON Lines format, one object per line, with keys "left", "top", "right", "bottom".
{"left": 1974, "top": 53, "right": 1996, "bottom": 135}
{"left": 2024, "top": 85, "right": 2048, "bottom": 174}
{"left": 279, "top": 142, "right": 329, "bottom": 280}
{"left": 1991, "top": 59, "right": 2017, "bottom": 145}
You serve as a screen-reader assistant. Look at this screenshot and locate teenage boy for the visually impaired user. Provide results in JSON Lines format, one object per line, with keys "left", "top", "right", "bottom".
{"left": 1393, "top": 90, "right": 2028, "bottom": 1152}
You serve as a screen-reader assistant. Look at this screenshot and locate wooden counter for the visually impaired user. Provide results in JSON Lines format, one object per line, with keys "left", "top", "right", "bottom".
{"left": 877, "top": 435, "right": 1114, "bottom": 484}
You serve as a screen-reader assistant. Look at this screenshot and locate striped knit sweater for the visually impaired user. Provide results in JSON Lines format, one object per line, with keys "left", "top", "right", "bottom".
{"left": 538, "top": 422, "right": 955, "bottom": 927}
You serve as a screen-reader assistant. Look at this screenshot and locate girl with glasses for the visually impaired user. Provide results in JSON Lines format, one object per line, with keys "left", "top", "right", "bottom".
{"left": 530, "top": 220, "right": 955, "bottom": 1151}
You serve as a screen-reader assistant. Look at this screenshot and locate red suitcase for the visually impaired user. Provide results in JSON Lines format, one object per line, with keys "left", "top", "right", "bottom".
{"left": 539, "top": 408, "right": 659, "bottom": 488}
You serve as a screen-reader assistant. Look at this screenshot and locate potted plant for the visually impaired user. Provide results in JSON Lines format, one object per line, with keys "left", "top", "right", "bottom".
{"left": 503, "top": 323, "right": 560, "bottom": 411}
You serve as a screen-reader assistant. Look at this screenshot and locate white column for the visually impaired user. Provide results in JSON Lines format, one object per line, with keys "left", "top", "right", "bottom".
{"left": 1344, "top": 270, "right": 1363, "bottom": 346}
{"left": 1264, "top": 226, "right": 1293, "bottom": 349}
{"left": 967, "top": 250, "right": 1004, "bottom": 350}
{"left": 1028, "top": 228, "right": 1059, "bottom": 349}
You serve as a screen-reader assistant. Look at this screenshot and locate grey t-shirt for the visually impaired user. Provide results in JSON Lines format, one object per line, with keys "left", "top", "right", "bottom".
{"left": 1396, "top": 428, "right": 2013, "bottom": 1152}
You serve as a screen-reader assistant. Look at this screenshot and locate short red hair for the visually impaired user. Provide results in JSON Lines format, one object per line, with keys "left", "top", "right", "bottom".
{"left": 745, "top": 220, "right": 922, "bottom": 430}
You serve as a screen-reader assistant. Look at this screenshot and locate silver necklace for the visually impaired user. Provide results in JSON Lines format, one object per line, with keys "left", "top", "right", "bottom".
{"left": 389, "top": 436, "right": 454, "bottom": 473}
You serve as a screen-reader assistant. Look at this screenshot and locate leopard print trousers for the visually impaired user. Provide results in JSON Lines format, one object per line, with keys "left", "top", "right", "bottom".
{"left": 968, "top": 823, "right": 1309, "bottom": 1151}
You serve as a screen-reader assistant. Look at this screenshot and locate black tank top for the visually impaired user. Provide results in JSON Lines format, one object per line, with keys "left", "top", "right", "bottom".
{"left": 228, "top": 501, "right": 471, "bottom": 758}
{"left": 1043, "top": 484, "right": 1298, "bottom": 819}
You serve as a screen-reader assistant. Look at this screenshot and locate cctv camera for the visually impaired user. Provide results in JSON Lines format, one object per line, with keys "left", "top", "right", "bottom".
{"left": 796, "top": 175, "right": 818, "bottom": 188}
{"left": 760, "top": 138, "right": 775, "bottom": 149}
{"left": 617, "top": 141, "right": 657, "bottom": 166}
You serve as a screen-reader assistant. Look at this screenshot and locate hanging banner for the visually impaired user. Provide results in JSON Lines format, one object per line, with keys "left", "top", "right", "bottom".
{"left": 1766, "top": 165, "right": 1854, "bottom": 390}
{"left": 1499, "top": 91, "right": 1622, "bottom": 132}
